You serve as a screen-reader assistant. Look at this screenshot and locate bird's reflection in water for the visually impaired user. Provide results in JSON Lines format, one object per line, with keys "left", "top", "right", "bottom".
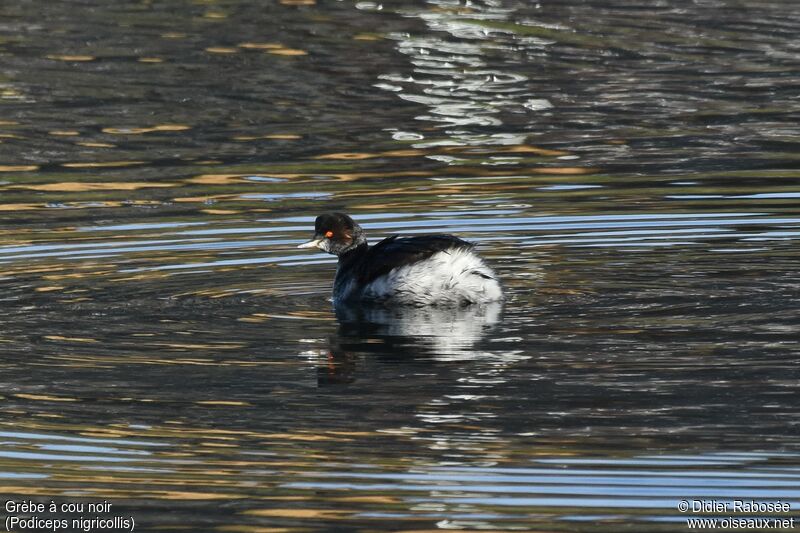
{"left": 318, "top": 302, "right": 503, "bottom": 385}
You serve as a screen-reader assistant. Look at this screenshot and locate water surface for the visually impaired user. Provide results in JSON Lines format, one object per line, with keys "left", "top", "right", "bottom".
{"left": 1, "top": 0, "right": 799, "bottom": 531}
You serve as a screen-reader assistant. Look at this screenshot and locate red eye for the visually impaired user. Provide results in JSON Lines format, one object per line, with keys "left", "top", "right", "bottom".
{"left": 325, "top": 231, "right": 334, "bottom": 238}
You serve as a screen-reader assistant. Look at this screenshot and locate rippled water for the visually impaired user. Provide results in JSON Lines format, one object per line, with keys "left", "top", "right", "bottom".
{"left": 1, "top": 0, "right": 799, "bottom": 531}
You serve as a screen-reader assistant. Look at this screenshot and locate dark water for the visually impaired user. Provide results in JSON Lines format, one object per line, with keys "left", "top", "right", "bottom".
{"left": 1, "top": 0, "right": 800, "bottom": 531}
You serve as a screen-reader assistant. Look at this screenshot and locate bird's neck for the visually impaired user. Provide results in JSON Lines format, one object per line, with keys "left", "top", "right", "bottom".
{"left": 338, "top": 241, "right": 368, "bottom": 266}
{"left": 334, "top": 224, "right": 367, "bottom": 257}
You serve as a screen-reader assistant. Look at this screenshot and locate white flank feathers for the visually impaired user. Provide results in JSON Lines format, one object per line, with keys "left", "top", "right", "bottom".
{"left": 335, "top": 247, "right": 503, "bottom": 306}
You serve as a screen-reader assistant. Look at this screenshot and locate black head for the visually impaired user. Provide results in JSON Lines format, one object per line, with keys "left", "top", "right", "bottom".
{"left": 297, "top": 212, "right": 366, "bottom": 256}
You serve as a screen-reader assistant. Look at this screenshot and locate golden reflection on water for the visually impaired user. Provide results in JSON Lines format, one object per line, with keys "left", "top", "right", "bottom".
{"left": 8, "top": 181, "right": 177, "bottom": 191}
{"left": 0, "top": 141, "right": 599, "bottom": 223}
{"left": 45, "top": 54, "right": 95, "bottom": 62}
{"left": 196, "top": 401, "right": 252, "bottom": 406}
{"left": 238, "top": 311, "right": 333, "bottom": 323}
{"left": 203, "top": 208, "right": 241, "bottom": 215}
{"left": 33, "top": 286, "right": 65, "bottom": 292}
{"left": 76, "top": 142, "right": 116, "bottom": 148}
{"left": 266, "top": 48, "right": 308, "bottom": 56}
{"left": 61, "top": 161, "right": 145, "bottom": 168}
{"left": 42, "top": 335, "right": 99, "bottom": 343}
{"left": 245, "top": 509, "right": 349, "bottom": 519}
{"left": 233, "top": 134, "right": 302, "bottom": 141}
{"left": 101, "top": 124, "right": 191, "bottom": 134}
{"left": 205, "top": 47, "right": 239, "bottom": 54}
{"left": 0, "top": 165, "right": 39, "bottom": 172}
{"left": 353, "top": 33, "right": 382, "bottom": 41}
{"left": 237, "top": 42, "right": 285, "bottom": 50}
{"left": 187, "top": 174, "right": 275, "bottom": 185}
{"left": 218, "top": 527, "right": 305, "bottom": 533}
{"left": 14, "top": 394, "right": 79, "bottom": 402}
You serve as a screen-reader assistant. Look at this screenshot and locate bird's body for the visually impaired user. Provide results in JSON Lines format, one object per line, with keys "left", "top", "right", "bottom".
{"left": 298, "top": 213, "right": 503, "bottom": 307}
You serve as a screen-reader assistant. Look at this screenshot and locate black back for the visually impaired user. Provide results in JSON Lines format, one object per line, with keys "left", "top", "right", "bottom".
{"left": 347, "top": 234, "right": 474, "bottom": 285}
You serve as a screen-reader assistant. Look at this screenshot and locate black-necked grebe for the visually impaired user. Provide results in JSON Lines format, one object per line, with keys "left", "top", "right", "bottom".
{"left": 297, "top": 213, "right": 503, "bottom": 306}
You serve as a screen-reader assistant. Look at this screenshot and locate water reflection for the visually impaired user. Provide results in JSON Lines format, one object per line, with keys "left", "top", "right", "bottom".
{"left": 321, "top": 302, "right": 504, "bottom": 385}
{"left": 283, "top": 451, "right": 800, "bottom": 529}
{"left": 376, "top": 0, "right": 545, "bottom": 132}
{"left": 336, "top": 301, "right": 502, "bottom": 356}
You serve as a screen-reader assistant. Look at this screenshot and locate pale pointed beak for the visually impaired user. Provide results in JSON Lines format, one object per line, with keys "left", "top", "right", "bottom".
{"left": 297, "top": 238, "right": 324, "bottom": 250}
